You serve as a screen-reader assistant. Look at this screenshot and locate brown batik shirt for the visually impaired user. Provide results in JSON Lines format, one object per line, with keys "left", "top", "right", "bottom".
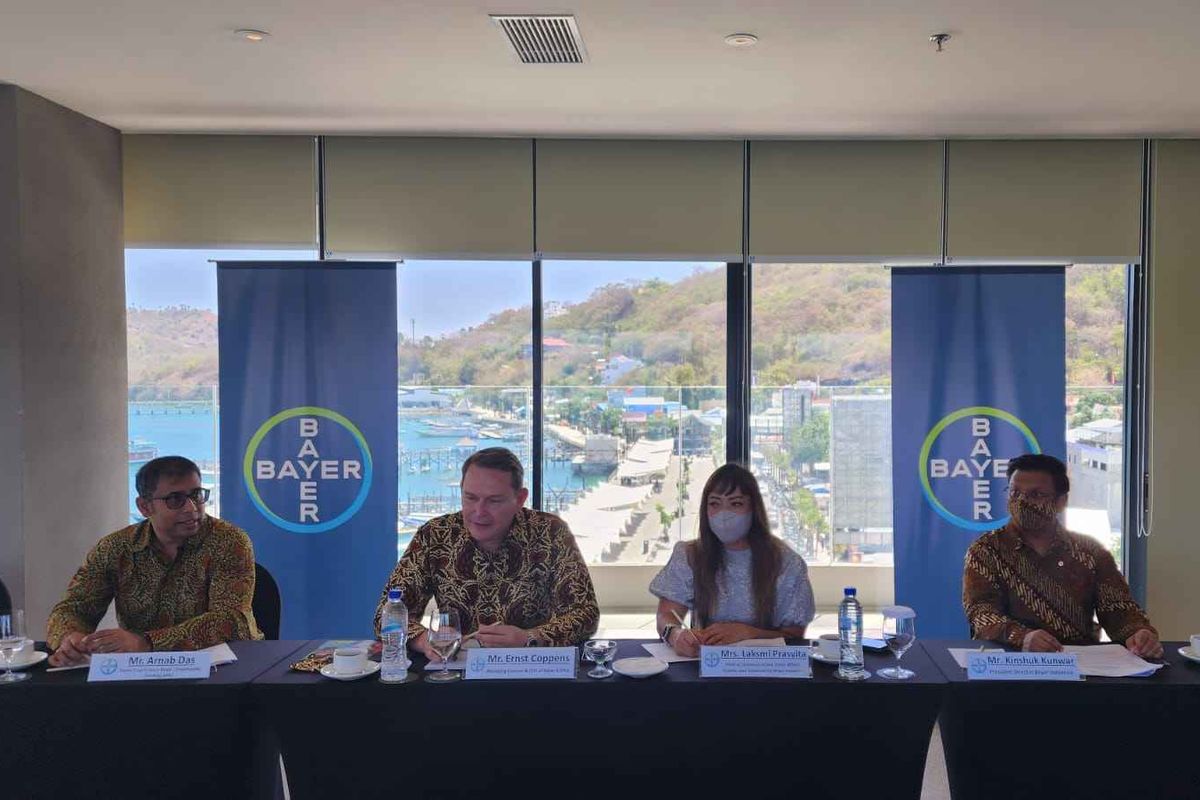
{"left": 963, "top": 523, "right": 1155, "bottom": 648}
{"left": 47, "top": 515, "right": 263, "bottom": 650}
{"left": 374, "top": 508, "right": 599, "bottom": 646}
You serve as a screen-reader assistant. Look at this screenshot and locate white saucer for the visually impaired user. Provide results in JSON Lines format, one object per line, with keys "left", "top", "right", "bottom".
{"left": 319, "top": 660, "right": 382, "bottom": 681}
{"left": 810, "top": 650, "right": 840, "bottom": 666}
{"left": 1178, "top": 646, "right": 1200, "bottom": 664}
{"left": 5, "top": 650, "right": 48, "bottom": 671}
{"left": 612, "top": 657, "right": 668, "bottom": 679}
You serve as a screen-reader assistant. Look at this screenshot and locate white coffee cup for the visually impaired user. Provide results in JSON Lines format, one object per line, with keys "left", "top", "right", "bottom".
{"left": 332, "top": 647, "right": 367, "bottom": 675}
{"left": 816, "top": 634, "right": 840, "bottom": 660}
{"left": 1189, "top": 634, "right": 1200, "bottom": 655}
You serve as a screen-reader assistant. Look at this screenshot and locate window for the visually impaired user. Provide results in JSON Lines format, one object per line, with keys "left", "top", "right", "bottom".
{"left": 749, "top": 264, "right": 891, "bottom": 566}
{"left": 1064, "top": 264, "right": 1129, "bottom": 565}
{"left": 397, "top": 261, "right": 532, "bottom": 557}
{"left": 747, "top": 262, "right": 1133, "bottom": 577}
{"left": 125, "top": 249, "right": 314, "bottom": 522}
{"left": 542, "top": 261, "right": 726, "bottom": 565}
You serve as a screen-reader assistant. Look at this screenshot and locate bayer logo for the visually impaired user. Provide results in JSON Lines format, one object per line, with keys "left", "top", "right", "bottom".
{"left": 242, "top": 406, "right": 374, "bottom": 534}
{"left": 919, "top": 406, "right": 1041, "bottom": 532}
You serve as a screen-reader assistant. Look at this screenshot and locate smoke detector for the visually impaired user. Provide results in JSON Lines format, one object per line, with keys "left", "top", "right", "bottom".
{"left": 490, "top": 15, "right": 588, "bottom": 64}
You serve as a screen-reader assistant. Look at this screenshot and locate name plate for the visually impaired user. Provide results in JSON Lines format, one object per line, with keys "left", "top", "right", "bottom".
{"left": 87, "top": 651, "right": 212, "bottom": 682}
{"left": 966, "top": 651, "right": 1082, "bottom": 682}
{"left": 700, "top": 645, "right": 812, "bottom": 679}
{"left": 464, "top": 647, "right": 577, "bottom": 680}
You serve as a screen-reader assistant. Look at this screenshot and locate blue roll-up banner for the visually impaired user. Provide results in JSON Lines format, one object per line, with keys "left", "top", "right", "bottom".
{"left": 218, "top": 262, "right": 397, "bottom": 638}
{"left": 892, "top": 267, "right": 1066, "bottom": 638}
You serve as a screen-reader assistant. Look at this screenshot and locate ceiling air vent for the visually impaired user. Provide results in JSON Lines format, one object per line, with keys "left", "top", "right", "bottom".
{"left": 490, "top": 15, "right": 588, "bottom": 64}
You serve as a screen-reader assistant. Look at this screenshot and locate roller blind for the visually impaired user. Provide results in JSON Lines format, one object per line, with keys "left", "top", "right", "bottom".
{"left": 945, "top": 140, "right": 1142, "bottom": 263}
{"left": 535, "top": 139, "right": 743, "bottom": 260}
{"left": 749, "top": 140, "right": 942, "bottom": 262}
{"left": 323, "top": 137, "right": 533, "bottom": 259}
{"left": 123, "top": 135, "right": 316, "bottom": 248}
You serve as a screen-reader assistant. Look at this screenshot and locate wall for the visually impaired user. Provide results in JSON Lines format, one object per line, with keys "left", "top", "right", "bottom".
{"left": 0, "top": 88, "right": 23, "bottom": 612}
{"left": 1147, "top": 140, "right": 1200, "bottom": 639}
{"left": 0, "top": 85, "right": 126, "bottom": 637}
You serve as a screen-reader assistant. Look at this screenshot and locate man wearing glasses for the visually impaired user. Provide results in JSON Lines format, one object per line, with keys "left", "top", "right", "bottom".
{"left": 47, "top": 456, "right": 262, "bottom": 666}
{"left": 962, "top": 453, "right": 1161, "bottom": 657}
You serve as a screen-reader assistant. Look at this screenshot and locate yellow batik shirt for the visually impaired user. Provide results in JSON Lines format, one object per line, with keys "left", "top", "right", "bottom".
{"left": 47, "top": 515, "right": 263, "bottom": 650}
{"left": 374, "top": 508, "right": 600, "bottom": 646}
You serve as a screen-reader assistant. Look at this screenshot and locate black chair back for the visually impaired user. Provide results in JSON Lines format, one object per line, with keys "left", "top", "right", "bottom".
{"left": 252, "top": 563, "right": 281, "bottom": 640}
{"left": 0, "top": 575, "right": 10, "bottom": 615}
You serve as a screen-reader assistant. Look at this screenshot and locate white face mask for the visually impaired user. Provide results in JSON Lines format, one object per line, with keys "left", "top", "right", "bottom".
{"left": 708, "top": 510, "right": 752, "bottom": 544}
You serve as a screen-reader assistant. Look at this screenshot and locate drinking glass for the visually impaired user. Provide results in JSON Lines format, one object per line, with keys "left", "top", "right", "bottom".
{"left": 0, "top": 610, "right": 29, "bottom": 684}
{"left": 878, "top": 606, "right": 916, "bottom": 680}
{"left": 426, "top": 609, "right": 462, "bottom": 683}
{"left": 582, "top": 639, "right": 619, "bottom": 678}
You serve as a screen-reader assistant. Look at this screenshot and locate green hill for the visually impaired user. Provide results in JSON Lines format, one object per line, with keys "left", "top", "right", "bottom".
{"left": 128, "top": 264, "right": 1125, "bottom": 395}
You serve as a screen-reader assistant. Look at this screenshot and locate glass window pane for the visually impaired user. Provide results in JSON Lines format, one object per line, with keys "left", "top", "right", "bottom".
{"left": 125, "top": 248, "right": 313, "bottom": 522}
{"left": 1065, "top": 264, "right": 1128, "bottom": 567}
{"left": 542, "top": 261, "right": 726, "bottom": 566}
{"left": 397, "top": 261, "right": 532, "bottom": 558}
{"left": 750, "top": 264, "right": 892, "bottom": 567}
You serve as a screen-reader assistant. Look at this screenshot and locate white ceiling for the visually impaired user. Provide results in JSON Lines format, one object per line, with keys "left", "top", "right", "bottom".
{"left": 2, "top": 0, "right": 1199, "bottom": 136}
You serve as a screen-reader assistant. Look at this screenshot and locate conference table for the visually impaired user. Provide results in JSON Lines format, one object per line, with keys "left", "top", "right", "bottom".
{"left": 251, "top": 639, "right": 947, "bottom": 800}
{"left": 1, "top": 638, "right": 307, "bottom": 800}
{"left": 11, "top": 636, "right": 1193, "bottom": 800}
{"left": 927, "top": 639, "right": 1200, "bottom": 800}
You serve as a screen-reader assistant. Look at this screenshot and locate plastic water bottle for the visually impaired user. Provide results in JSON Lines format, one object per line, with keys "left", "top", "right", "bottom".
{"left": 837, "top": 587, "right": 869, "bottom": 681}
{"left": 379, "top": 588, "right": 409, "bottom": 683}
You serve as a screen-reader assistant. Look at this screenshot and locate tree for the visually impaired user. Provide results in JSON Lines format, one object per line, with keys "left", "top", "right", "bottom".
{"left": 790, "top": 412, "right": 830, "bottom": 469}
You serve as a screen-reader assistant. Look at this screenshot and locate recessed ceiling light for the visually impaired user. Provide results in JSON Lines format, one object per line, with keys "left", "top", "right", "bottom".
{"left": 235, "top": 29, "right": 270, "bottom": 42}
{"left": 724, "top": 33, "right": 759, "bottom": 48}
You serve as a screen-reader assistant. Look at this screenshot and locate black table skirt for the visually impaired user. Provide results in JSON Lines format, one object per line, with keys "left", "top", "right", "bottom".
{"left": 926, "top": 639, "right": 1200, "bottom": 800}
{"left": 1, "top": 639, "right": 308, "bottom": 800}
{"left": 253, "top": 639, "right": 946, "bottom": 800}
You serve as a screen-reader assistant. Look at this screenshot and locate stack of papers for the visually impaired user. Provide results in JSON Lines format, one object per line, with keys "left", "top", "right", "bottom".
{"left": 948, "top": 644, "right": 1163, "bottom": 677}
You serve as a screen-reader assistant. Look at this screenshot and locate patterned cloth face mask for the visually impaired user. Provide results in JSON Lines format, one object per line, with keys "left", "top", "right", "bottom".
{"left": 1008, "top": 495, "right": 1057, "bottom": 530}
{"left": 708, "top": 510, "right": 752, "bottom": 544}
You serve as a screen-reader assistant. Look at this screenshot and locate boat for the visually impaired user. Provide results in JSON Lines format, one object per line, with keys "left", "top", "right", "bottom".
{"left": 129, "top": 439, "right": 158, "bottom": 464}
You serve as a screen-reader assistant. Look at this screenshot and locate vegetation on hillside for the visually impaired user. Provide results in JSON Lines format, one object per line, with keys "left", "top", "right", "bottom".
{"left": 128, "top": 264, "right": 1127, "bottom": 399}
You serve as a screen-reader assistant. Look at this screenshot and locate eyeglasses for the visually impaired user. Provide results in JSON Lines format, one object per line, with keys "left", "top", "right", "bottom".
{"left": 1006, "top": 487, "right": 1058, "bottom": 503}
{"left": 147, "top": 487, "right": 210, "bottom": 510}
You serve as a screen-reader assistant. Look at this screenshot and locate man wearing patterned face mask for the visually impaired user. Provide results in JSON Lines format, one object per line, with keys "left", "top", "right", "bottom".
{"left": 963, "top": 453, "right": 1160, "bottom": 656}
{"left": 649, "top": 464, "right": 815, "bottom": 657}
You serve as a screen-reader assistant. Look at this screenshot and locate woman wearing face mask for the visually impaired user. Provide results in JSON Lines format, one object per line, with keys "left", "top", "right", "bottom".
{"left": 649, "top": 463, "right": 815, "bottom": 657}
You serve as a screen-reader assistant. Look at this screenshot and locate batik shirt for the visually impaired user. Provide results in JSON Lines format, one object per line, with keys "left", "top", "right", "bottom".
{"left": 963, "top": 523, "right": 1154, "bottom": 648}
{"left": 374, "top": 508, "right": 599, "bottom": 646}
{"left": 47, "top": 515, "right": 263, "bottom": 650}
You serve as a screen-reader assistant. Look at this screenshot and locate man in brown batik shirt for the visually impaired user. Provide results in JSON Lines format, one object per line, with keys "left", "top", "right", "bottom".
{"left": 375, "top": 448, "right": 599, "bottom": 656}
{"left": 963, "top": 453, "right": 1160, "bottom": 657}
{"left": 47, "top": 456, "right": 262, "bottom": 666}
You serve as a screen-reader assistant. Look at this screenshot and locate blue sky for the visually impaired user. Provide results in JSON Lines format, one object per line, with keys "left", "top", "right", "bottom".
{"left": 125, "top": 250, "right": 720, "bottom": 337}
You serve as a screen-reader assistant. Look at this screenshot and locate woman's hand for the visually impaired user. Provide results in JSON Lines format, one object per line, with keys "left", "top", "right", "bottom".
{"left": 696, "top": 622, "right": 761, "bottom": 645}
{"left": 670, "top": 627, "right": 702, "bottom": 657}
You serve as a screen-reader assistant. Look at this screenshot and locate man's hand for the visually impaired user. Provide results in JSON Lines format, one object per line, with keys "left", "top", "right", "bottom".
{"left": 696, "top": 622, "right": 761, "bottom": 645}
{"left": 669, "top": 628, "right": 701, "bottom": 657}
{"left": 48, "top": 631, "right": 90, "bottom": 667}
{"left": 408, "top": 630, "right": 438, "bottom": 660}
{"left": 475, "top": 623, "right": 531, "bottom": 648}
{"left": 83, "top": 629, "right": 150, "bottom": 655}
{"left": 1022, "top": 629, "right": 1063, "bottom": 652}
{"left": 1125, "top": 628, "right": 1163, "bottom": 659}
